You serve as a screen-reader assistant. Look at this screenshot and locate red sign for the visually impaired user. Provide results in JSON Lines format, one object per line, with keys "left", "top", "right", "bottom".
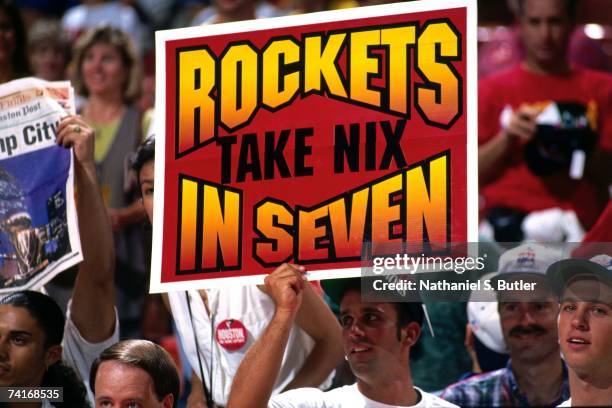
{"left": 151, "top": 0, "right": 477, "bottom": 291}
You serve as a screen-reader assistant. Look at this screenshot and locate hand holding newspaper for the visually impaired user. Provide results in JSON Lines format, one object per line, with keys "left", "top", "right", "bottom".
{"left": 0, "top": 77, "right": 82, "bottom": 293}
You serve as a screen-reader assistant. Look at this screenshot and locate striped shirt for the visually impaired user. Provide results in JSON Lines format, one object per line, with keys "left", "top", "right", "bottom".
{"left": 439, "top": 360, "right": 570, "bottom": 407}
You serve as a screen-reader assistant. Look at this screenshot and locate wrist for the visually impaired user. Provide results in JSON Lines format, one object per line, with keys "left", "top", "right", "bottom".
{"left": 115, "top": 208, "right": 126, "bottom": 223}
{"left": 76, "top": 160, "right": 96, "bottom": 173}
{"left": 500, "top": 129, "right": 520, "bottom": 148}
{"left": 274, "top": 307, "right": 297, "bottom": 322}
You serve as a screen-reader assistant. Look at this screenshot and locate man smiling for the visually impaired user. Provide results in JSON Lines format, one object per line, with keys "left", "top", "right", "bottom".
{"left": 547, "top": 255, "right": 612, "bottom": 407}
{"left": 228, "top": 271, "right": 455, "bottom": 407}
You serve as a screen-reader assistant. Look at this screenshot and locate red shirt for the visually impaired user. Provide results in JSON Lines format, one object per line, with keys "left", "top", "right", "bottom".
{"left": 479, "top": 64, "right": 612, "bottom": 229}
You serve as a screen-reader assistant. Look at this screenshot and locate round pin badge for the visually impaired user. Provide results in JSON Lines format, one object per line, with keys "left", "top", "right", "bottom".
{"left": 216, "top": 319, "right": 248, "bottom": 351}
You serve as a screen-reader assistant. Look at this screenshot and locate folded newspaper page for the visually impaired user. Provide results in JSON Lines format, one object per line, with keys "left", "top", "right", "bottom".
{"left": 0, "top": 77, "right": 82, "bottom": 293}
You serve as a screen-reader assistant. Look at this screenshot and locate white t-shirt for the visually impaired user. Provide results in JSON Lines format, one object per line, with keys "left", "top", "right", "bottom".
{"left": 63, "top": 302, "right": 120, "bottom": 401}
{"left": 169, "top": 286, "right": 332, "bottom": 407}
{"left": 557, "top": 399, "right": 571, "bottom": 407}
{"left": 191, "top": 2, "right": 285, "bottom": 25}
{"left": 268, "top": 384, "right": 458, "bottom": 408}
{"left": 41, "top": 303, "right": 119, "bottom": 407}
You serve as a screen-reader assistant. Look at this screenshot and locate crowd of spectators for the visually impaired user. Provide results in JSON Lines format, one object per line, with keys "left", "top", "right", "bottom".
{"left": 0, "top": 0, "right": 611, "bottom": 406}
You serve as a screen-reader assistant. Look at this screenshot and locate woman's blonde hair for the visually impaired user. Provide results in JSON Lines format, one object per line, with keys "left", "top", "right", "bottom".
{"left": 71, "top": 26, "right": 142, "bottom": 103}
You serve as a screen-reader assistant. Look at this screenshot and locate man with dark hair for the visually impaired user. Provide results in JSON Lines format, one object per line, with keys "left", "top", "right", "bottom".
{"left": 228, "top": 268, "right": 455, "bottom": 407}
{"left": 547, "top": 255, "right": 612, "bottom": 406}
{"left": 0, "top": 291, "right": 90, "bottom": 406}
{"left": 440, "top": 244, "right": 570, "bottom": 407}
{"left": 0, "top": 115, "right": 118, "bottom": 406}
{"left": 478, "top": 0, "right": 612, "bottom": 242}
{"left": 516, "top": 0, "right": 577, "bottom": 21}
{"left": 90, "top": 339, "right": 180, "bottom": 408}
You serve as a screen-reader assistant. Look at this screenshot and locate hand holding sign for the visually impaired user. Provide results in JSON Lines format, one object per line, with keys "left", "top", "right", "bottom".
{"left": 263, "top": 263, "right": 307, "bottom": 318}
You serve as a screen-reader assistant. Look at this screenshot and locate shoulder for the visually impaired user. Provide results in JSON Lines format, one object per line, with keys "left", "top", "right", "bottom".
{"left": 62, "top": 301, "right": 119, "bottom": 397}
{"left": 102, "top": 2, "right": 137, "bottom": 15}
{"left": 63, "top": 300, "right": 119, "bottom": 357}
{"left": 192, "top": 6, "right": 217, "bottom": 25}
{"left": 268, "top": 387, "right": 327, "bottom": 408}
{"left": 269, "top": 384, "right": 360, "bottom": 408}
{"left": 439, "top": 368, "right": 507, "bottom": 400}
{"left": 167, "top": 289, "right": 189, "bottom": 306}
{"left": 573, "top": 67, "right": 612, "bottom": 99}
{"left": 167, "top": 289, "right": 208, "bottom": 333}
{"left": 61, "top": 5, "right": 85, "bottom": 26}
{"left": 557, "top": 398, "right": 572, "bottom": 407}
{"left": 256, "top": 2, "right": 285, "bottom": 18}
{"left": 417, "top": 388, "right": 459, "bottom": 407}
{"left": 124, "top": 104, "right": 141, "bottom": 119}
{"left": 478, "top": 65, "right": 522, "bottom": 109}
{"left": 480, "top": 65, "right": 522, "bottom": 88}
{"left": 446, "top": 367, "right": 507, "bottom": 388}
{"left": 573, "top": 67, "right": 612, "bottom": 82}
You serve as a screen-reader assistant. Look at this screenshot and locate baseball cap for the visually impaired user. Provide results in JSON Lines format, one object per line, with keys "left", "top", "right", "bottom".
{"left": 321, "top": 277, "right": 425, "bottom": 327}
{"left": 546, "top": 254, "right": 612, "bottom": 297}
{"left": 492, "top": 243, "right": 565, "bottom": 283}
{"left": 467, "top": 302, "right": 507, "bottom": 354}
{"left": 467, "top": 273, "right": 508, "bottom": 354}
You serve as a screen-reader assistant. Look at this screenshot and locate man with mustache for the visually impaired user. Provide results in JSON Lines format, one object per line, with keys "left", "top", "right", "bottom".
{"left": 547, "top": 254, "right": 612, "bottom": 407}
{"left": 228, "top": 269, "right": 456, "bottom": 407}
{"left": 440, "top": 244, "right": 570, "bottom": 407}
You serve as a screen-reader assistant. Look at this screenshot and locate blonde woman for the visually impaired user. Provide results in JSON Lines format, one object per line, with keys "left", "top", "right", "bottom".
{"left": 72, "top": 26, "right": 147, "bottom": 338}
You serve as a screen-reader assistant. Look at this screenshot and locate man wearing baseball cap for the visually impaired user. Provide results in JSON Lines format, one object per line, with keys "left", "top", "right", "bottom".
{"left": 547, "top": 254, "right": 612, "bottom": 407}
{"left": 440, "top": 243, "right": 570, "bottom": 407}
{"left": 228, "top": 265, "right": 456, "bottom": 407}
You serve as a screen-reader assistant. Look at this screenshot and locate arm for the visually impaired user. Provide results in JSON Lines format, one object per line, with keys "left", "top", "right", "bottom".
{"left": 56, "top": 116, "right": 116, "bottom": 343}
{"left": 228, "top": 264, "right": 306, "bottom": 408}
{"left": 109, "top": 200, "right": 147, "bottom": 231}
{"left": 585, "top": 147, "right": 612, "bottom": 186}
{"left": 479, "top": 105, "right": 540, "bottom": 185}
{"left": 282, "top": 282, "right": 343, "bottom": 390}
{"left": 161, "top": 293, "right": 170, "bottom": 311}
{"left": 187, "top": 371, "right": 209, "bottom": 408}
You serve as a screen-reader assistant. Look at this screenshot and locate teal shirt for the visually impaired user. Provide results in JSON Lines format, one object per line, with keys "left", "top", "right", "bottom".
{"left": 410, "top": 302, "right": 472, "bottom": 391}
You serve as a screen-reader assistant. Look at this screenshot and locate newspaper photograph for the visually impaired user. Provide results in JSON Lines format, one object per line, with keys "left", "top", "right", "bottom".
{"left": 0, "top": 77, "right": 82, "bottom": 293}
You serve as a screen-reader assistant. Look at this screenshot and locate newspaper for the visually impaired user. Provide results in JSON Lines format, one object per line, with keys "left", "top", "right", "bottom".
{"left": 0, "top": 77, "right": 82, "bottom": 294}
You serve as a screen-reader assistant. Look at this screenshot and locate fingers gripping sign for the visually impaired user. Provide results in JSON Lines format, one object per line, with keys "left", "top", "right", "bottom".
{"left": 264, "top": 263, "right": 307, "bottom": 318}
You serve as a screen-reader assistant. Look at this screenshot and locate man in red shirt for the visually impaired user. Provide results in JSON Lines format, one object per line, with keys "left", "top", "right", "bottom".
{"left": 478, "top": 0, "right": 612, "bottom": 241}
